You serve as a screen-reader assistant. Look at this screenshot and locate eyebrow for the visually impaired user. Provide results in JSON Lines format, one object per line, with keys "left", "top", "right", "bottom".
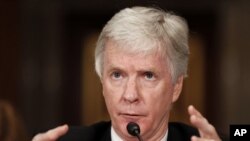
{"left": 104, "top": 64, "right": 124, "bottom": 73}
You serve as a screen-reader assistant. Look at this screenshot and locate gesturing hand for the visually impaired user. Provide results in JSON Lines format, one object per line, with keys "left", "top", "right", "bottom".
{"left": 188, "top": 105, "right": 221, "bottom": 141}
{"left": 32, "top": 124, "right": 68, "bottom": 141}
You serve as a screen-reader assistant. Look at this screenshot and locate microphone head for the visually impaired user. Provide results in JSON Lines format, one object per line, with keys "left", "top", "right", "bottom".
{"left": 127, "top": 122, "right": 141, "bottom": 136}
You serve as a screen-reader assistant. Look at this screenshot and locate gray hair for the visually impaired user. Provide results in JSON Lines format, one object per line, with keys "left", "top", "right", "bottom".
{"left": 95, "top": 6, "right": 189, "bottom": 82}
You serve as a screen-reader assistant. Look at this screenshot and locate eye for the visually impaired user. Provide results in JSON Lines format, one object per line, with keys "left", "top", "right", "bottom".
{"left": 111, "top": 71, "right": 122, "bottom": 80}
{"left": 144, "top": 71, "right": 155, "bottom": 80}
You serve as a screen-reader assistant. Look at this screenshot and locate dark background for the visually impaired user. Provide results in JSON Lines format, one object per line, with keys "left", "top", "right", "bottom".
{"left": 1, "top": 0, "right": 250, "bottom": 138}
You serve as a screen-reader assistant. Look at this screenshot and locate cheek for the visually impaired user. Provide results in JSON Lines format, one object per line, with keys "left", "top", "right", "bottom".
{"left": 148, "top": 93, "right": 172, "bottom": 111}
{"left": 103, "top": 87, "right": 116, "bottom": 117}
{"left": 102, "top": 81, "right": 122, "bottom": 112}
{"left": 143, "top": 84, "right": 174, "bottom": 115}
{"left": 103, "top": 84, "right": 115, "bottom": 104}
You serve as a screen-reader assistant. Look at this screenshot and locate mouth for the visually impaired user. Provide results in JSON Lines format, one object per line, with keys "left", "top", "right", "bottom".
{"left": 119, "top": 113, "right": 145, "bottom": 121}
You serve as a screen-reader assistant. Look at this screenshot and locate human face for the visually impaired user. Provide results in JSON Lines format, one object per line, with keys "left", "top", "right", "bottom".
{"left": 101, "top": 40, "right": 183, "bottom": 141}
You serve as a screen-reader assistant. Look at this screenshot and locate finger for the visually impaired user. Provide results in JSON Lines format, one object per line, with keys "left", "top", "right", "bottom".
{"left": 188, "top": 105, "right": 210, "bottom": 134}
{"left": 188, "top": 105, "right": 202, "bottom": 118}
{"left": 191, "top": 136, "right": 216, "bottom": 141}
{"left": 32, "top": 124, "right": 69, "bottom": 141}
{"left": 188, "top": 105, "right": 220, "bottom": 140}
{"left": 190, "top": 114, "right": 212, "bottom": 135}
{"left": 46, "top": 124, "right": 69, "bottom": 140}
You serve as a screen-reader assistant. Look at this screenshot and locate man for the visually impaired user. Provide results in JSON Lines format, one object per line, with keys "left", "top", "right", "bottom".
{"left": 33, "top": 6, "right": 224, "bottom": 141}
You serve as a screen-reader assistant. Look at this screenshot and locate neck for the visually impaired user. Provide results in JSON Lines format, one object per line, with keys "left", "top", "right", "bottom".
{"left": 113, "top": 117, "right": 169, "bottom": 141}
{"left": 112, "top": 126, "right": 168, "bottom": 141}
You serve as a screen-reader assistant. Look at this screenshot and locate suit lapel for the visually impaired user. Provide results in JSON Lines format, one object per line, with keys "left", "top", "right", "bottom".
{"left": 100, "top": 124, "right": 111, "bottom": 141}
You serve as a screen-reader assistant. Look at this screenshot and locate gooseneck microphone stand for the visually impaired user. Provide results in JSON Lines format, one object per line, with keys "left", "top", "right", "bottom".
{"left": 127, "top": 122, "right": 144, "bottom": 141}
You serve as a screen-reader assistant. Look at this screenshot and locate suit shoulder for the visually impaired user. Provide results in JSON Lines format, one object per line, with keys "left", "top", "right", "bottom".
{"left": 168, "top": 122, "right": 229, "bottom": 141}
{"left": 59, "top": 121, "right": 111, "bottom": 141}
{"left": 168, "top": 122, "right": 199, "bottom": 141}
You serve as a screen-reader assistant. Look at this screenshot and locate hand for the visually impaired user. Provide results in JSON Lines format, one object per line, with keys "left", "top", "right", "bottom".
{"left": 32, "top": 124, "right": 69, "bottom": 141}
{"left": 188, "top": 105, "right": 221, "bottom": 141}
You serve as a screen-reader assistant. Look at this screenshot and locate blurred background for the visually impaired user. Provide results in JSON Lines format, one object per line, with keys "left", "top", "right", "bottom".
{"left": 1, "top": 0, "right": 250, "bottom": 139}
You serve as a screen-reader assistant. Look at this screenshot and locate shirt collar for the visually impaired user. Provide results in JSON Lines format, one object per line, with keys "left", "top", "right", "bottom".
{"left": 111, "top": 126, "right": 168, "bottom": 141}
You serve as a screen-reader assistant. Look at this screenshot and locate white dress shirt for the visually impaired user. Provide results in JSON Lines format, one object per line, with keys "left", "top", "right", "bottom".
{"left": 111, "top": 126, "right": 168, "bottom": 141}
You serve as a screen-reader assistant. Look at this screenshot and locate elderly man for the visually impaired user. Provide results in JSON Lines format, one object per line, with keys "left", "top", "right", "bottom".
{"left": 33, "top": 6, "right": 223, "bottom": 141}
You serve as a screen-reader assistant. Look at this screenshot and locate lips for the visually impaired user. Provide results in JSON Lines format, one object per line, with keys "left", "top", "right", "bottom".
{"left": 122, "top": 113, "right": 141, "bottom": 117}
{"left": 119, "top": 113, "right": 145, "bottom": 121}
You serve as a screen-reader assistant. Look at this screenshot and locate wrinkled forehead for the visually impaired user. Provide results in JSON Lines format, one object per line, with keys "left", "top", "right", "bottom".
{"left": 102, "top": 39, "right": 172, "bottom": 79}
{"left": 103, "top": 38, "right": 167, "bottom": 58}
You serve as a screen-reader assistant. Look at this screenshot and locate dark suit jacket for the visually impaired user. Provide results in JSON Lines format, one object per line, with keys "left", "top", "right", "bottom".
{"left": 59, "top": 121, "right": 201, "bottom": 141}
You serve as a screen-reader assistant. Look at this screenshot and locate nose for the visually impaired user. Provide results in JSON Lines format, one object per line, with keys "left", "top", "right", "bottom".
{"left": 122, "top": 77, "right": 139, "bottom": 103}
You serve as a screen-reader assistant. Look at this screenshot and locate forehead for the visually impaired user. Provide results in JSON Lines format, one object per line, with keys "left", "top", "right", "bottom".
{"left": 104, "top": 39, "right": 166, "bottom": 57}
{"left": 103, "top": 40, "right": 169, "bottom": 71}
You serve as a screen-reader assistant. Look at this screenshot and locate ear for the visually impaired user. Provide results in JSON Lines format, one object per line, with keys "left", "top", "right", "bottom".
{"left": 99, "top": 73, "right": 104, "bottom": 84}
{"left": 100, "top": 77, "right": 103, "bottom": 84}
{"left": 99, "top": 77, "right": 104, "bottom": 93}
{"left": 172, "top": 76, "right": 184, "bottom": 102}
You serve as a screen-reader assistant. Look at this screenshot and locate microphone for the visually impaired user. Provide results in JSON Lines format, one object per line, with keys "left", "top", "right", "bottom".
{"left": 127, "top": 122, "right": 143, "bottom": 141}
